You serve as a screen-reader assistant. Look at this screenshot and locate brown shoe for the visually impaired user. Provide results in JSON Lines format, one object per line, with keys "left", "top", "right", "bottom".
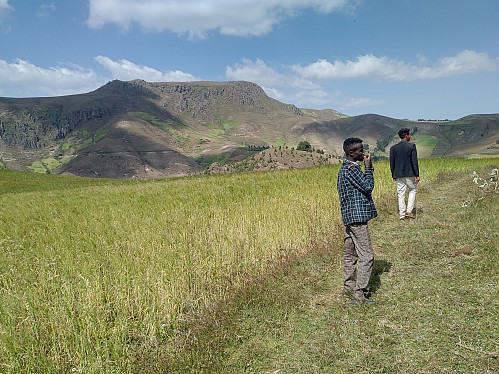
{"left": 405, "top": 212, "right": 415, "bottom": 219}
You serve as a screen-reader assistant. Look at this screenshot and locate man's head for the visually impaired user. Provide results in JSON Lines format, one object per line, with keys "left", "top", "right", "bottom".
{"left": 343, "top": 137, "right": 364, "bottom": 161}
{"left": 398, "top": 128, "right": 411, "bottom": 140}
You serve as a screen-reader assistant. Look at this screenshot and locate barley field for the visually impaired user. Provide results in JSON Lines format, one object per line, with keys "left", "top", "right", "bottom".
{"left": 0, "top": 157, "right": 497, "bottom": 373}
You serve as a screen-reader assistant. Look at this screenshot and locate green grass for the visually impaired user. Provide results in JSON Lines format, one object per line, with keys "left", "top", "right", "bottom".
{"left": 197, "top": 152, "right": 233, "bottom": 167}
{"left": 466, "top": 153, "right": 499, "bottom": 159}
{"left": 61, "top": 139, "right": 76, "bottom": 155}
{"left": 60, "top": 155, "right": 77, "bottom": 164}
{"left": 274, "top": 137, "right": 286, "bottom": 147}
{"left": 208, "top": 117, "right": 240, "bottom": 133}
{"left": 413, "top": 135, "right": 439, "bottom": 158}
{"left": 151, "top": 119, "right": 175, "bottom": 133}
{"left": 0, "top": 158, "right": 498, "bottom": 373}
{"left": 164, "top": 161, "right": 499, "bottom": 374}
{"left": 0, "top": 166, "right": 341, "bottom": 372}
{"left": 221, "top": 119, "right": 239, "bottom": 132}
{"left": 301, "top": 110, "right": 318, "bottom": 118}
{"left": 436, "top": 120, "right": 468, "bottom": 126}
{"left": 128, "top": 111, "right": 186, "bottom": 133}
{"left": 128, "top": 111, "right": 240, "bottom": 145}
{"left": 61, "top": 142, "right": 72, "bottom": 152}
{"left": 74, "top": 129, "right": 109, "bottom": 150}
{"left": 0, "top": 169, "right": 126, "bottom": 195}
{"left": 28, "top": 157, "right": 62, "bottom": 173}
{"left": 28, "top": 129, "right": 110, "bottom": 173}
{"left": 128, "top": 111, "right": 156, "bottom": 122}
{"left": 76, "top": 137, "right": 94, "bottom": 150}
{"left": 128, "top": 111, "right": 222, "bottom": 147}
{"left": 94, "top": 129, "right": 109, "bottom": 143}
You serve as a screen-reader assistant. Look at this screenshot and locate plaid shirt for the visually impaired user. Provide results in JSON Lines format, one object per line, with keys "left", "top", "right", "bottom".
{"left": 337, "top": 159, "right": 377, "bottom": 226}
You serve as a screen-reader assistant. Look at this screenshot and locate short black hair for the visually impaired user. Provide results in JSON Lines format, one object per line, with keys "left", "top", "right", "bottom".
{"left": 398, "top": 128, "right": 410, "bottom": 139}
{"left": 343, "top": 137, "right": 363, "bottom": 154}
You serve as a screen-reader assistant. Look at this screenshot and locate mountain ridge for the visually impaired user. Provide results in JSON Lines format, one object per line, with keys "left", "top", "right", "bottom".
{"left": 0, "top": 80, "right": 497, "bottom": 179}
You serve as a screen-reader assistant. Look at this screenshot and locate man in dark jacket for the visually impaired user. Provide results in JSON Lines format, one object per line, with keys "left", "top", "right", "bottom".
{"left": 389, "top": 128, "right": 420, "bottom": 219}
{"left": 337, "top": 137, "right": 377, "bottom": 304}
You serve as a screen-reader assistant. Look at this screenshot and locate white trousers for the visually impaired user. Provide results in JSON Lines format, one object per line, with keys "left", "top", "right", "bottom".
{"left": 396, "top": 177, "right": 417, "bottom": 218}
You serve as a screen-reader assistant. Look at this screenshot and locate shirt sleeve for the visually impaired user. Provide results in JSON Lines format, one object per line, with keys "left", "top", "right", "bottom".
{"left": 389, "top": 147, "right": 395, "bottom": 177}
{"left": 346, "top": 164, "right": 374, "bottom": 194}
{"left": 411, "top": 145, "right": 419, "bottom": 176}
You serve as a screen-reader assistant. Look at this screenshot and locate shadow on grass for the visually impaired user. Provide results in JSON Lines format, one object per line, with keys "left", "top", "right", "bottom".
{"left": 368, "top": 259, "right": 392, "bottom": 296}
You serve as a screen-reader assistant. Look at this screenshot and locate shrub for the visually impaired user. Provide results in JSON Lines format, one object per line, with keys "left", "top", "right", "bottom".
{"left": 297, "top": 141, "right": 312, "bottom": 152}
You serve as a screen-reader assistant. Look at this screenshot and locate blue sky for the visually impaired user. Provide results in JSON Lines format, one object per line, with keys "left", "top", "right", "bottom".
{"left": 1, "top": 0, "right": 498, "bottom": 120}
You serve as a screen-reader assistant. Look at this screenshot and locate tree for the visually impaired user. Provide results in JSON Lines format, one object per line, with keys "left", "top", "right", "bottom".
{"left": 297, "top": 141, "right": 312, "bottom": 152}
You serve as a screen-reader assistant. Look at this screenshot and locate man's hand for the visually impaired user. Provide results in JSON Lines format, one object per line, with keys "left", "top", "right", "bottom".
{"left": 364, "top": 153, "right": 373, "bottom": 169}
{"left": 415, "top": 176, "right": 420, "bottom": 183}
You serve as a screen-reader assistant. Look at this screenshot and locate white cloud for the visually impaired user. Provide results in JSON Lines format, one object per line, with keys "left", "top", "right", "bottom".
{"left": 94, "top": 56, "right": 197, "bottom": 82}
{"left": 433, "top": 50, "right": 498, "bottom": 77}
{"left": 0, "top": 57, "right": 198, "bottom": 98}
{"left": 226, "top": 58, "right": 285, "bottom": 86}
{"left": 37, "top": 3, "right": 56, "bottom": 18}
{"left": 261, "top": 86, "right": 285, "bottom": 101}
{"left": 0, "top": 0, "right": 13, "bottom": 21}
{"left": 225, "top": 58, "right": 335, "bottom": 108}
{"left": 286, "top": 88, "right": 332, "bottom": 108}
{"left": 341, "top": 97, "right": 384, "bottom": 109}
{"left": 293, "top": 50, "right": 499, "bottom": 81}
{"left": 86, "top": 0, "right": 354, "bottom": 37}
{"left": 0, "top": 59, "right": 105, "bottom": 97}
{"left": 226, "top": 58, "right": 325, "bottom": 92}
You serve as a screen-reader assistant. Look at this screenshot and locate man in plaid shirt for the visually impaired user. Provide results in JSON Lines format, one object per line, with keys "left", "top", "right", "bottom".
{"left": 337, "top": 137, "right": 377, "bottom": 304}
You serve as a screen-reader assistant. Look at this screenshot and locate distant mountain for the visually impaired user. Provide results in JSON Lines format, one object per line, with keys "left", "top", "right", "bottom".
{"left": 0, "top": 80, "right": 497, "bottom": 179}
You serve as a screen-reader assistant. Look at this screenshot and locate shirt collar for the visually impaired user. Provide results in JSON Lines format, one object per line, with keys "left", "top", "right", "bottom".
{"left": 344, "top": 159, "right": 360, "bottom": 168}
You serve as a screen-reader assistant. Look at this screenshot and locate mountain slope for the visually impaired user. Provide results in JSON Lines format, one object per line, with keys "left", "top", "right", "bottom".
{"left": 0, "top": 80, "right": 497, "bottom": 179}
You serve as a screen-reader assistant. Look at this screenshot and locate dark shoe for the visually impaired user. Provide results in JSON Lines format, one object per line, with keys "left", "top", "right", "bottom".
{"left": 405, "top": 212, "right": 415, "bottom": 219}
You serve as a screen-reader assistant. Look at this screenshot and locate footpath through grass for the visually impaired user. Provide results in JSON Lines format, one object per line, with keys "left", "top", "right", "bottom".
{"left": 165, "top": 167, "right": 499, "bottom": 373}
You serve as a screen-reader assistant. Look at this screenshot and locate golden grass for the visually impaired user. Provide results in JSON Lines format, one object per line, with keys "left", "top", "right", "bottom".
{"left": 0, "top": 157, "right": 497, "bottom": 373}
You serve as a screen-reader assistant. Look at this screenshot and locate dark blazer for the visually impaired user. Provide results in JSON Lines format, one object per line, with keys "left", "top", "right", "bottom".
{"left": 389, "top": 140, "right": 419, "bottom": 179}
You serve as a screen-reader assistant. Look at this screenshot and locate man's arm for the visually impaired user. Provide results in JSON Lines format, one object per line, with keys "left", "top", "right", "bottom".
{"left": 389, "top": 146, "right": 396, "bottom": 180}
{"left": 346, "top": 162, "right": 374, "bottom": 194}
{"left": 411, "top": 144, "right": 420, "bottom": 182}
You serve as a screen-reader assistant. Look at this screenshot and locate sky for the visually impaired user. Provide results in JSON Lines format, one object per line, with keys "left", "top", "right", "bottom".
{"left": 0, "top": 0, "right": 498, "bottom": 120}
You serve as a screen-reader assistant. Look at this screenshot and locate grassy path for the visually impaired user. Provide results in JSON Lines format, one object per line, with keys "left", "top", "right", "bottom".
{"left": 162, "top": 168, "right": 499, "bottom": 373}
